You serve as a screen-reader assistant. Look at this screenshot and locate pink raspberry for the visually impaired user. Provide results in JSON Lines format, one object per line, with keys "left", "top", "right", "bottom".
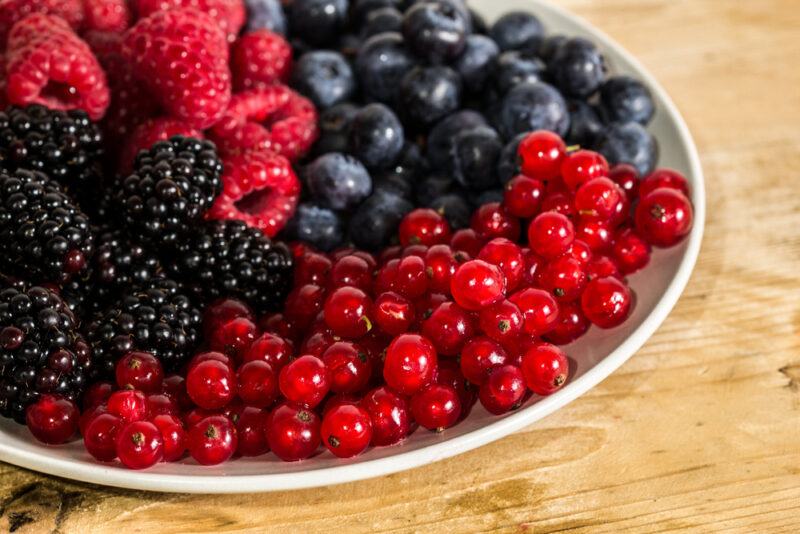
{"left": 122, "top": 8, "right": 232, "bottom": 129}
{"left": 120, "top": 117, "right": 204, "bottom": 172}
{"left": 84, "top": 0, "right": 132, "bottom": 33}
{"left": 209, "top": 85, "right": 318, "bottom": 161}
{"left": 132, "top": 0, "right": 245, "bottom": 43}
{"left": 207, "top": 150, "right": 301, "bottom": 237}
{"left": 232, "top": 30, "right": 292, "bottom": 91}
{"left": 4, "top": 14, "right": 110, "bottom": 119}
{"left": 0, "top": 0, "right": 84, "bottom": 48}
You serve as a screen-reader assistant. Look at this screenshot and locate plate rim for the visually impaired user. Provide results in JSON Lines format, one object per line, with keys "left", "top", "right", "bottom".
{"left": 0, "top": 0, "right": 706, "bottom": 494}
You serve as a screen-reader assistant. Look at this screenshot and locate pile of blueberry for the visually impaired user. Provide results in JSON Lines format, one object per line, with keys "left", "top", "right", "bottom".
{"left": 262, "top": 0, "right": 658, "bottom": 252}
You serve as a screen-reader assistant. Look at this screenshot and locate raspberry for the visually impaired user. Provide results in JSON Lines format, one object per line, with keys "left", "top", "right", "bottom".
{"left": 207, "top": 150, "right": 300, "bottom": 237}
{"left": 119, "top": 117, "right": 204, "bottom": 172}
{"left": 209, "top": 85, "right": 318, "bottom": 161}
{"left": 4, "top": 14, "right": 110, "bottom": 120}
{"left": 232, "top": 30, "right": 292, "bottom": 91}
{"left": 122, "top": 8, "right": 232, "bottom": 129}
{"left": 0, "top": 0, "right": 84, "bottom": 48}
{"left": 84, "top": 0, "right": 132, "bottom": 33}
{"left": 132, "top": 0, "right": 246, "bottom": 43}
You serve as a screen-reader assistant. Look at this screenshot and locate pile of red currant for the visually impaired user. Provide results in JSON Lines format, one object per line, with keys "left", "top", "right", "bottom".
{"left": 24, "top": 130, "right": 694, "bottom": 469}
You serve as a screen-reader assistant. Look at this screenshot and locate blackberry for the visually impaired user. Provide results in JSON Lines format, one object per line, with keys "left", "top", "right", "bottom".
{"left": 112, "top": 136, "right": 223, "bottom": 248}
{"left": 166, "top": 220, "right": 294, "bottom": 314}
{"left": 0, "top": 169, "right": 95, "bottom": 284}
{"left": 0, "top": 280, "right": 92, "bottom": 423}
{"left": 0, "top": 105, "right": 104, "bottom": 212}
{"left": 87, "top": 277, "right": 202, "bottom": 377}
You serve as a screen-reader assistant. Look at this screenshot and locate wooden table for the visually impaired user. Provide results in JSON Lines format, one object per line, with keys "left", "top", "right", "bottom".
{"left": 2, "top": 0, "right": 800, "bottom": 532}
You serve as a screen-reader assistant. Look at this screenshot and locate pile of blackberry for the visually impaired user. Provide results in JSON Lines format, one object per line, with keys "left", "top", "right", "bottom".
{"left": 277, "top": 0, "right": 658, "bottom": 251}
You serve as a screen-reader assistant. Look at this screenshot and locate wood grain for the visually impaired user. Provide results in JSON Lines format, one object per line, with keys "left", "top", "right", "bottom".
{"left": 2, "top": 0, "right": 800, "bottom": 532}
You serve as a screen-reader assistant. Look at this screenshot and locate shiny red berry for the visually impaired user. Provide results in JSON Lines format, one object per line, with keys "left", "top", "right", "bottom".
{"left": 585, "top": 255, "right": 622, "bottom": 281}
{"left": 399, "top": 208, "right": 452, "bottom": 246}
{"left": 395, "top": 255, "right": 428, "bottom": 299}
{"left": 565, "top": 239, "right": 593, "bottom": 265}
{"left": 235, "top": 406, "right": 269, "bottom": 457}
{"left": 539, "top": 256, "right": 587, "bottom": 302}
{"left": 82, "top": 381, "right": 115, "bottom": 410}
{"left": 422, "top": 301, "right": 475, "bottom": 356}
{"left": 541, "top": 191, "right": 576, "bottom": 219}
{"left": 284, "top": 284, "right": 325, "bottom": 329}
{"left": 478, "top": 299, "right": 523, "bottom": 346}
{"left": 324, "top": 286, "right": 374, "bottom": 339}
{"left": 479, "top": 365, "right": 526, "bottom": 414}
{"left": 450, "top": 259, "right": 506, "bottom": 311}
{"left": 528, "top": 212, "right": 575, "bottom": 259}
{"left": 411, "top": 383, "right": 461, "bottom": 431}
{"left": 470, "top": 202, "right": 521, "bottom": 241}
{"left": 294, "top": 252, "right": 332, "bottom": 286}
{"left": 450, "top": 228, "right": 484, "bottom": 257}
{"left": 186, "top": 360, "right": 236, "bottom": 410}
{"left": 116, "top": 421, "right": 163, "bottom": 469}
{"left": 203, "top": 298, "right": 255, "bottom": 337}
{"left": 503, "top": 175, "right": 544, "bottom": 218}
{"left": 299, "top": 328, "right": 337, "bottom": 358}
{"left": 321, "top": 404, "right": 373, "bottom": 458}
{"left": 612, "top": 228, "right": 651, "bottom": 274}
{"left": 330, "top": 255, "right": 373, "bottom": 293}
{"left": 383, "top": 334, "right": 437, "bottom": 395}
{"left": 115, "top": 351, "right": 163, "bottom": 393}
{"left": 360, "top": 386, "right": 412, "bottom": 446}
{"left": 265, "top": 402, "right": 321, "bottom": 461}
{"left": 575, "top": 216, "right": 614, "bottom": 252}
{"left": 635, "top": 188, "right": 694, "bottom": 247}
{"left": 424, "top": 244, "right": 460, "bottom": 294}
{"left": 322, "top": 341, "right": 372, "bottom": 394}
{"left": 243, "top": 333, "right": 294, "bottom": 370}
{"left": 581, "top": 277, "right": 634, "bottom": 328}
{"left": 478, "top": 238, "right": 524, "bottom": 291}
{"left": 435, "top": 360, "right": 477, "bottom": 418}
{"left": 188, "top": 415, "right": 238, "bottom": 466}
{"left": 374, "top": 291, "right": 415, "bottom": 336}
{"left": 521, "top": 343, "right": 570, "bottom": 395}
{"left": 509, "top": 288, "right": 559, "bottom": 336}
{"left": 639, "top": 168, "right": 690, "bottom": 199}
{"left": 209, "top": 317, "right": 258, "bottom": 360}
{"left": 609, "top": 163, "right": 640, "bottom": 201}
{"left": 518, "top": 130, "right": 566, "bottom": 180}
{"left": 147, "top": 393, "right": 178, "bottom": 417}
{"left": 84, "top": 413, "right": 123, "bottom": 462}
{"left": 575, "top": 177, "right": 624, "bottom": 221}
{"left": 237, "top": 360, "right": 278, "bottom": 408}
{"left": 561, "top": 149, "right": 609, "bottom": 191}
{"left": 107, "top": 389, "right": 148, "bottom": 422}
{"left": 25, "top": 395, "right": 79, "bottom": 444}
{"left": 460, "top": 337, "right": 509, "bottom": 386}
{"left": 543, "top": 302, "right": 590, "bottom": 345}
{"left": 278, "top": 355, "right": 330, "bottom": 407}
{"left": 152, "top": 414, "right": 187, "bottom": 462}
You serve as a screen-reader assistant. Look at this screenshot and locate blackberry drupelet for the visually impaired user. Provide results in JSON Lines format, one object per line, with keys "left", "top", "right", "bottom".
{"left": 0, "top": 169, "right": 95, "bottom": 284}
{"left": 87, "top": 277, "right": 202, "bottom": 378}
{"left": 166, "top": 220, "right": 294, "bottom": 314}
{"left": 0, "top": 105, "right": 104, "bottom": 212}
{"left": 0, "top": 281, "right": 92, "bottom": 423}
{"left": 112, "top": 136, "right": 223, "bottom": 248}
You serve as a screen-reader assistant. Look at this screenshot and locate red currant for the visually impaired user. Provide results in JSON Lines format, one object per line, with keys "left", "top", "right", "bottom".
{"left": 107, "top": 389, "right": 148, "bottom": 422}
{"left": 521, "top": 248, "right": 544, "bottom": 286}
{"left": 187, "top": 359, "right": 236, "bottom": 410}
{"left": 581, "top": 276, "right": 634, "bottom": 328}
{"left": 299, "top": 328, "right": 337, "bottom": 358}
{"left": 402, "top": 244, "right": 429, "bottom": 258}
{"left": 321, "top": 394, "right": 359, "bottom": 417}
{"left": 237, "top": 360, "right": 278, "bottom": 408}
{"left": 322, "top": 341, "right": 372, "bottom": 393}
{"left": 116, "top": 421, "right": 163, "bottom": 469}
{"left": 543, "top": 302, "right": 590, "bottom": 345}
{"left": 330, "top": 255, "right": 373, "bottom": 293}
{"left": 460, "top": 337, "right": 509, "bottom": 386}
{"left": 25, "top": 395, "right": 78, "bottom": 444}
{"left": 478, "top": 238, "right": 524, "bottom": 291}
{"left": 383, "top": 334, "right": 437, "bottom": 395}
{"left": 521, "top": 343, "right": 570, "bottom": 395}
{"left": 635, "top": 188, "right": 694, "bottom": 247}
{"left": 503, "top": 175, "right": 544, "bottom": 218}
{"left": 612, "top": 228, "right": 651, "bottom": 274}
{"left": 188, "top": 415, "right": 238, "bottom": 465}
{"left": 115, "top": 351, "right": 163, "bottom": 393}
{"left": 259, "top": 313, "right": 297, "bottom": 341}
{"left": 450, "top": 259, "right": 507, "bottom": 311}
{"left": 324, "top": 286, "right": 374, "bottom": 339}
{"left": 82, "top": 381, "right": 114, "bottom": 410}
{"left": 243, "top": 333, "right": 294, "bottom": 370}
{"left": 470, "top": 202, "right": 521, "bottom": 241}
{"left": 203, "top": 298, "right": 255, "bottom": 338}
{"left": 152, "top": 414, "right": 187, "bottom": 462}
{"left": 565, "top": 239, "right": 592, "bottom": 265}
{"left": 585, "top": 255, "right": 622, "bottom": 281}
{"left": 278, "top": 355, "right": 330, "bottom": 407}
{"left": 509, "top": 288, "right": 559, "bottom": 336}
{"left": 539, "top": 256, "right": 587, "bottom": 302}
{"left": 265, "top": 402, "right": 321, "bottom": 461}
{"left": 209, "top": 317, "right": 258, "bottom": 360}
{"left": 561, "top": 149, "right": 609, "bottom": 190}
{"left": 399, "top": 208, "right": 452, "bottom": 246}
{"left": 411, "top": 384, "right": 461, "bottom": 431}
{"left": 235, "top": 406, "right": 269, "bottom": 457}
{"left": 360, "top": 386, "right": 411, "bottom": 446}
{"left": 424, "top": 244, "right": 460, "bottom": 294}
{"left": 422, "top": 301, "right": 474, "bottom": 356}
{"left": 374, "top": 291, "right": 415, "bottom": 336}
{"left": 84, "top": 413, "right": 123, "bottom": 462}
{"left": 450, "top": 228, "right": 484, "bottom": 257}
{"left": 321, "top": 404, "right": 373, "bottom": 458}
{"left": 294, "top": 252, "right": 332, "bottom": 286}
{"left": 146, "top": 393, "right": 178, "bottom": 417}
{"left": 479, "top": 365, "right": 526, "bottom": 414}
{"left": 284, "top": 284, "right": 326, "bottom": 329}
{"left": 435, "top": 360, "right": 477, "bottom": 417}
{"left": 478, "top": 299, "right": 523, "bottom": 345}
{"left": 575, "top": 177, "right": 624, "bottom": 221}
{"left": 379, "top": 245, "right": 403, "bottom": 264}
{"left": 575, "top": 216, "right": 614, "bottom": 252}
{"left": 541, "top": 191, "right": 576, "bottom": 219}
{"left": 639, "top": 168, "right": 690, "bottom": 198}
{"left": 528, "top": 212, "right": 575, "bottom": 259}
{"left": 518, "top": 130, "right": 566, "bottom": 180}
{"left": 188, "top": 351, "right": 232, "bottom": 370}
{"left": 609, "top": 163, "right": 640, "bottom": 201}
{"left": 395, "top": 255, "right": 429, "bottom": 299}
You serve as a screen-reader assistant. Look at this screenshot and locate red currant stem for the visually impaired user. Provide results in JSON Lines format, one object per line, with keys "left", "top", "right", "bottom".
{"left": 566, "top": 144, "right": 581, "bottom": 153}
{"left": 360, "top": 316, "right": 373, "bottom": 332}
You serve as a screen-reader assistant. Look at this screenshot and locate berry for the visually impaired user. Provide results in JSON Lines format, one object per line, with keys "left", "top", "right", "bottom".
{"left": 450, "top": 126, "right": 503, "bottom": 191}
{"left": 244, "top": 332, "right": 293, "bottom": 370}
{"left": 244, "top": 0, "right": 286, "bottom": 34}
{"left": 166, "top": 220, "right": 294, "bottom": 313}
{"left": 0, "top": 283, "right": 91, "bottom": 423}
{"left": 115, "top": 352, "right": 164, "bottom": 393}
{"left": 597, "top": 121, "right": 658, "bottom": 176}
{"left": 208, "top": 316, "right": 258, "bottom": 361}
{"left": 203, "top": 298, "right": 255, "bottom": 338}
{"left": 321, "top": 404, "right": 373, "bottom": 457}
{"left": 349, "top": 191, "right": 414, "bottom": 252}
{"left": 479, "top": 365, "right": 526, "bottom": 414}
{"left": 611, "top": 229, "right": 651, "bottom": 274}
{"left": 521, "top": 343, "right": 569, "bottom": 395}
{"left": 114, "top": 136, "right": 223, "bottom": 246}
{"left": 132, "top": 0, "right": 246, "bottom": 43}
{"left": 470, "top": 202, "right": 521, "bottom": 242}
{"left": 460, "top": 337, "right": 508, "bottom": 386}
{"left": 324, "top": 286, "right": 373, "bottom": 339}
{"left": 549, "top": 37, "right": 606, "bottom": 98}
{"left": 450, "top": 228, "right": 484, "bottom": 257}
{"left": 394, "top": 255, "right": 428, "bottom": 299}
{"left": 355, "top": 32, "right": 415, "bottom": 104}
{"left": 450, "top": 259, "right": 506, "bottom": 311}
{"left": 322, "top": 341, "right": 371, "bottom": 394}
{"left": 119, "top": 118, "right": 203, "bottom": 173}
{"left": 291, "top": 51, "right": 354, "bottom": 109}
{"left": 581, "top": 276, "right": 634, "bottom": 328}
{"left": 349, "top": 103, "right": 404, "bottom": 169}
{"left": 410, "top": 383, "right": 461, "bottom": 431}
{"left": 566, "top": 100, "right": 605, "bottom": 147}
{"left": 609, "top": 163, "right": 640, "bottom": 201}
{"left": 284, "top": 203, "right": 344, "bottom": 252}
{"left": 361, "top": 7, "right": 403, "bottom": 38}
{"left": 503, "top": 176, "right": 544, "bottom": 218}
{"left": 284, "top": 284, "right": 325, "bottom": 330}
{"left": 383, "top": 334, "right": 437, "bottom": 396}
{"left": 147, "top": 393, "right": 178, "bottom": 416}
{"left": 186, "top": 359, "right": 236, "bottom": 410}
{"left": 489, "top": 11, "right": 544, "bottom": 52}
{"left": 478, "top": 300, "right": 523, "bottom": 346}
{"left": 5, "top": 15, "right": 110, "bottom": 120}
{"left": 331, "top": 255, "right": 373, "bottom": 293}
{"left": 0, "top": 105, "right": 104, "bottom": 209}
{"left": 304, "top": 153, "right": 372, "bottom": 211}
{"left": 0, "top": 169, "right": 94, "bottom": 283}
{"left": 83, "top": 382, "right": 114, "bottom": 411}
{"left": 635, "top": 188, "right": 694, "bottom": 247}
{"left": 576, "top": 216, "right": 614, "bottom": 252}
{"left": 561, "top": 150, "right": 610, "bottom": 191}
{"left": 528, "top": 212, "right": 575, "bottom": 259}
{"left": 399, "top": 66, "right": 462, "bottom": 126}
{"left": 116, "top": 420, "right": 163, "bottom": 469}
{"left": 496, "top": 82, "right": 570, "bottom": 139}
{"left": 454, "top": 34, "right": 500, "bottom": 92}
{"left": 399, "top": 209, "right": 451, "bottom": 248}
{"left": 639, "top": 168, "right": 691, "bottom": 199}
{"left": 25, "top": 395, "right": 78, "bottom": 444}
{"left": 478, "top": 238, "right": 524, "bottom": 292}
{"left": 599, "top": 75, "right": 655, "bottom": 125}
{"left": 0, "top": 0, "right": 84, "bottom": 45}
{"left": 585, "top": 255, "right": 622, "bottom": 282}
{"left": 374, "top": 292, "right": 415, "bottom": 336}
{"left": 122, "top": 8, "right": 231, "bottom": 129}
{"left": 492, "top": 50, "right": 546, "bottom": 95}
{"left": 188, "top": 415, "right": 238, "bottom": 465}
{"left": 265, "top": 402, "right": 321, "bottom": 461}
{"left": 422, "top": 302, "right": 474, "bottom": 356}
{"left": 312, "top": 102, "right": 358, "bottom": 156}
{"left": 152, "top": 414, "right": 187, "bottom": 462}
{"left": 107, "top": 389, "right": 148, "bottom": 422}
{"left": 233, "top": 30, "right": 292, "bottom": 91}
{"left": 402, "top": 0, "right": 468, "bottom": 62}
{"left": 539, "top": 256, "right": 587, "bottom": 302}
{"left": 88, "top": 277, "right": 202, "bottom": 376}
{"left": 575, "top": 178, "right": 625, "bottom": 221}
{"left": 427, "top": 110, "right": 487, "bottom": 171}
{"left": 543, "top": 301, "right": 589, "bottom": 345}
{"left": 235, "top": 360, "right": 277, "bottom": 409}
{"left": 360, "top": 386, "right": 411, "bottom": 446}
{"left": 278, "top": 355, "right": 329, "bottom": 407}
{"left": 84, "top": 0, "right": 132, "bottom": 32}
{"left": 84, "top": 413, "right": 123, "bottom": 461}
{"left": 288, "top": 0, "right": 348, "bottom": 47}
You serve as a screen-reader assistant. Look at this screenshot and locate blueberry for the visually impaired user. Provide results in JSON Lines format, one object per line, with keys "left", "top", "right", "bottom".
{"left": 352, "top": 0, "right": 404, "bottom": 23}
{"left": 338, "top": 34, "right": 363, "bottom": 61}
{"left": 454, "top": 35, "right": 500, "bottom": 93}
{"left": 428, "top": 194, "right": 471, "bottom": 229}
{"left": 288, "top": 0, "right": 349, "bottom": 47}
{"left": 284, "top": 203, "right": 344, "bottom": 252}
{"left": 399, "top": 66, "right": 462, "bottom": 126}
{"left": 313, "top": 103, "right": 359, "bottom": 156}
{"left": 373, "top": 170, "right": 414, "bottom": 199}
{"left": 416, "top": 174, "right": 458, "bottom": 205}
{"left": 361, "top": 7, "right": 403, "bottom": 38}
{"left": 597, "top": 121, "right": 659, "bottom": 176}
{"left": 349, "top": 103, "right": 405, "bottom": 169}
{"left": 549, "top": 37, "right": 606, "bottom": 98}
{"left": 244, "top": 0, "right": 287, "bottom": 34}
{"left": 291, "top": 51, "right": 355, "bottom": 109}
{"left": 567, "top": 100, "right": 605, "bottom": 148}
{"left": 495, "top": 82, "right": 570, "bottom": 139}
{"left": 489, "top": 11, "right": 544, "bottom": 53}
{"left": 469, "top": 188, "right": 505, "bottom": 207}
{"left": 599, "top": 75, "right": 655, "bottom": 125}
{"left": 492, "top": 50, "right": 546, "bottom": 95}
{"left": 469, "top": 8, "right": 488, "bottom": 34}
{"left": 539, "top": 34, "right": 567, "bottom": 62}
{"left": 451, "top": 126, "right": 502, "bottom": 191}
{"left": 348, "top": 190, "right": 413, "bottom": 250}
{"left": 402, "top": 0, "right": 468, "bottom": 63}
{"left": 392, "top": 142, "right": 428, "bottom": 181}
{"left": 497, "top": 132, "right": 526, "bottom": 184}
{"left": 426, "top": 110, "right": 487, "bottom": 170}
{"left": 305, "top": 153, "right": 373, "bottom": 210}
{"left": 356, "top": 32, "right": 416, "bottom": 103}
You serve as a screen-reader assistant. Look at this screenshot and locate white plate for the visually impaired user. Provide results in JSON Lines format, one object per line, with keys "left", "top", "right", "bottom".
{"left": 0, "top": 0, "right": 705, "bottom": 493}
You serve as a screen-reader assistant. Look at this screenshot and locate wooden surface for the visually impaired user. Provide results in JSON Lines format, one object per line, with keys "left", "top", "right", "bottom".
{"left": 2, "top": 0, "right": 800, "bottom": 532}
